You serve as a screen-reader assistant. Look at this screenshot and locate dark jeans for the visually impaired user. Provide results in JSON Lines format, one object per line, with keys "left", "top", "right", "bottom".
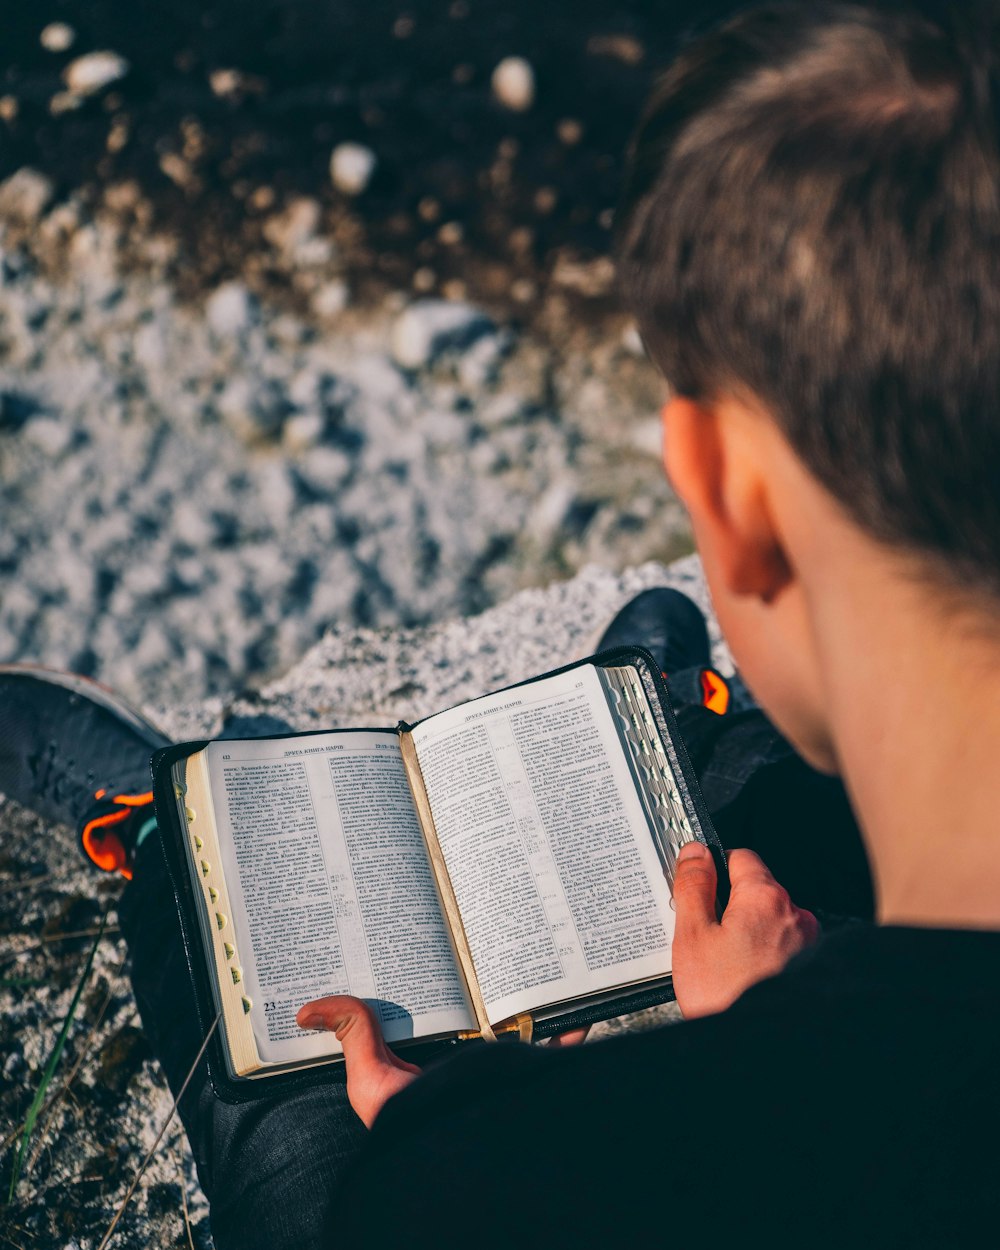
{"left": 118, "top": 670, "right": 873, "bottom": 1250}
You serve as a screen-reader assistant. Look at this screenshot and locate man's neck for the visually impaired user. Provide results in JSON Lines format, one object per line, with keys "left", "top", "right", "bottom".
{"left": 816, "top": 567, "right": 1000, "bottom": 929}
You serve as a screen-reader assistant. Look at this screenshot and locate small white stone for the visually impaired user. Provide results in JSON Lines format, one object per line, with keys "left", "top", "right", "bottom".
{"left": 63, "top": 51, "right": 130, "bottom": 98}
{"left": 216, "top": 375, "right": 253, "bottom": 420}
{"left": 629, "top": 415, "right": 663, "bottom": 460}
{"left": 457, "top": 333, "right": 506, "bottom": 389}
{"left": 476, "top": 393, "right": 523, "bottom": 429}
{"left": 329, "top": 143, "right": 377, "bottom": 197}
{"left": 106, "top": 116, "right": 130, "bottom": 153}
{"left": 3, "top": 1050, "right": 24, "bottom": 1079}
{"left": 491, "top": 57, "right": 535, "bottom": 112}
{"left": 23, "top": 416, "right": 73, "bottom": 458}
{"left": 287, "top": 369, "right": 320, "bottom": 409}
{"left": 209, "top": 68, "right": 244, "bottom": 99}
{"left": 296, "top": 446, "right": 352, "bottom": 495}
{"left": 390, "top": 299, "right": 494, "bottom": 371}
{"left": 263, "top": 197, "right": 321, "bottom": 254}
{"left": 530, "top": 481, "right": 575, "bottom": 544}
{"left": 269, "top": 312, "right": 307, "bottom": 345}
{"left": 293, "top": 236, "right": 334, "bottom": 268}
{"left": 49, "top": 90, "right": 82, "bottom": 116}
{"left": 205, "top": 281, "right": 255, "bottom": 337}
{"left": 282, "top": 412, "right": 325, "bottom": 453}
{"left": 159, "top": 152, "right": 194, "bottom": 190}
{"left": 311, "top": 279, "right": 349, "bottom": 319}
{"left": 621, "top": 323, "right": 646, "bottom": 357}
{"left": 132, "top": 320, "right": 167, "bottom": 372}
{"left": 557, "top": 117, "right": 583, "bottom": 146}
{"left": 0, "top": 168, "right": 54, "bottom": 222}
{"left": 437, "top": 220, "right": 464, "bottom": 246}
{"left": 172, "top": 499, "right": 216, "bottom": 547}
{"left": 40, "top": 22, "right": 76, "bottom": 53}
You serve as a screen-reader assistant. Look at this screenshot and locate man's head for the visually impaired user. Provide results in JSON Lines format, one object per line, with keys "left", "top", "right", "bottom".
{"left": 617, "top": 2, "right": 1000, "bottom": 770}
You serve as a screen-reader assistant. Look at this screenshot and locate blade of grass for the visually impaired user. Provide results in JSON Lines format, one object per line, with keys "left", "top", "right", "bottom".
{"left": 25, "top": 966, "right": 131, "bottom": 1176}
{"left": 96, "top": 1011, "right": 221, "bottom": 1250}
{"left": 6, "top": 909, "right": 109, "bottom": 1203}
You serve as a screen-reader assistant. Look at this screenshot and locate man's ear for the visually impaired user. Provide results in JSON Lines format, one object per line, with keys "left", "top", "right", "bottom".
{"left": 661, "top": 394, "right": 792, "bottom": 604}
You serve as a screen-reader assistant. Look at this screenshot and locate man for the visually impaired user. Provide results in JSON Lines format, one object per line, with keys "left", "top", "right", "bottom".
{"left": 3, "top": 3, "right": 997, "bottom": 1245}
{"left": 313, "top": 3, "right": 1000, "bottom": 1244}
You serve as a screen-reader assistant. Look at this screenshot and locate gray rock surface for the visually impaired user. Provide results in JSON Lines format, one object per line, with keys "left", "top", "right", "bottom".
{"left": 0, "top": 204, "right": 689, "bottom": 710}
{"left": 1, "top": 555, "right": 726, "bottom": 1249}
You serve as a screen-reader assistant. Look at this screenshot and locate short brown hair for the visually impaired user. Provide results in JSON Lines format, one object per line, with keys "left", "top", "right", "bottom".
{"left": 617, "top": 3, "right": 1000, "bottom": 595}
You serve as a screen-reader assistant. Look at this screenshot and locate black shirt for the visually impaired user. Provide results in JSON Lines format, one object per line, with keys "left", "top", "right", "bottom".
{"left": 339, "top": 924, "right": 1000, "bottom": 1248}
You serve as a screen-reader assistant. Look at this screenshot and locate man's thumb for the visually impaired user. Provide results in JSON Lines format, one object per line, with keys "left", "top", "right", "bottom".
{"left": 297, "top": 995, "right": 385, "bottom": 1064}
{"left": 672, "top": 840, "right": 718, "bottom": 933}
{"left": 297, "top": 995, "right": 420, "bottom": 1127}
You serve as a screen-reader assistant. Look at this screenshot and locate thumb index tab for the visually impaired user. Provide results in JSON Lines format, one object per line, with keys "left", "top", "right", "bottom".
{"left": 672, "top": 839, "right": 719, "bottom": 931}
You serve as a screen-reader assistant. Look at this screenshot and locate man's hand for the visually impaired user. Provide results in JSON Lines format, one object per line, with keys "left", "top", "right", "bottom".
{"left": 671, "top": 841, "right": 819, "bottom": 1019}
{"left": 295, "top": 998, "right": 590, "bottom": 1127}
{"left": 296, "top": 996, "right": 422, "bottom": 1128}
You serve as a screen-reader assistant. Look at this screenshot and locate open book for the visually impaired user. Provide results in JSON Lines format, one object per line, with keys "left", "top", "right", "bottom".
{"left": 152, "top": 649, "right": 720, "bottom": 1094}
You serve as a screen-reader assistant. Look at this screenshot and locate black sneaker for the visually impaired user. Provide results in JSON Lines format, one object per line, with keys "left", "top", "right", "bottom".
{"left": 0, "top": 665, "right": 171, "bottom": 878}
{"left": 595, "top": 587, "right": 730, "bottom": 714}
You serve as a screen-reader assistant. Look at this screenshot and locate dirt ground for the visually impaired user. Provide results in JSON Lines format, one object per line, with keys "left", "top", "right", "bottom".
{"left": 0, "top": 1, "right": 730, "bottom": 325}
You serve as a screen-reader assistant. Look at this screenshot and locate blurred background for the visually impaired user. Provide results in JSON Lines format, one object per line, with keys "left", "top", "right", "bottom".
{"left": 0, "top": 2, "right": 727, "bottom": 711}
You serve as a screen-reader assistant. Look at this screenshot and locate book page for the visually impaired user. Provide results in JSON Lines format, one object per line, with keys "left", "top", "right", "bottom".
{"left": 411, "top": 666, "right": 675, "bottom": 1025}
{"left": 206, "top": 732, "right": 474, "bottom": 1066}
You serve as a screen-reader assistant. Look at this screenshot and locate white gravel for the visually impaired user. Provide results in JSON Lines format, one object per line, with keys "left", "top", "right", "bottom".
{"left": 329, "top": 142, "right": 378, "bottom": 197}
{"left": 491, "top": 57, "right": 536, "bottom": 112}
{"left": 389, "top": 298, "right": 496, "bottom": 370}
{"left": 0, "top": 176, "right": 690, "bottom": 711}
{"left": 63, "top": 50, "right": 130, "bottom": 98}
{"left": 40, "top": 22, "right": 77, "bottom": 54}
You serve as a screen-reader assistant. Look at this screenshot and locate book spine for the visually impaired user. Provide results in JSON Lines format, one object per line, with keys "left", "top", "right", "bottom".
{"left": 397, "top": 729, "right": 496, "bottom": 1042}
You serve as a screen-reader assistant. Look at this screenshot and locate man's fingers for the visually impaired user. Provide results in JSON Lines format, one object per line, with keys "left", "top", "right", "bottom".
{"left": 297, "top": 995, "right": 421, "bottom": 1127}
{"left": 297, "top": 993, "right": 385, "bottom": 1056}
{"left": 672, "top": 840, "right": 719, "bottom": 935}
{"left": 726, "top": 847, "right": 780, "bottom": 888}
{"left": 725, "top": 850, "right": 821, "bottom": 946}
{"left": 546, "top": 1026, "right": 590, "bottom": 1048}
{"left": 795, "top": 905, "right": 821, "bottom": 945}
{"left": 298, "top": 994, "right": 419, "bottom": 1068}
